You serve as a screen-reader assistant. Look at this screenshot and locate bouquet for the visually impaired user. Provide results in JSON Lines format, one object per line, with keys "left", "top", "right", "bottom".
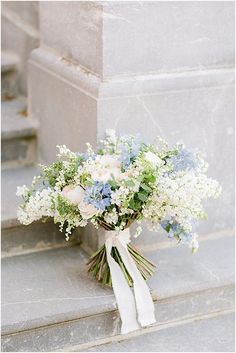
{"left": 17, "top": 130, "right": 221, "bottom": 333}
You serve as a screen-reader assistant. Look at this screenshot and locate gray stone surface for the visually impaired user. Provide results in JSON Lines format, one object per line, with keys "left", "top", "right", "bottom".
{"left": 1, "top": 50, "right": 19, "bottom": 73}
{"left": 3, "top": 1, "right": 39, "bottom": 28}
{"left": 1, "top": 51, "right": 19, "bottom": 100}
{"left": 2, "top": 96, "right": 38, "bottom": 139}
{"left": 28, "top": 53, "right": 98, "bottom": 164}
{"left": 40, "top": 1, "right": 103, "bottom": 75}
{"left": 102, "top": 2, "right": 235, "bottom": 76}
{"left": 39, "top": 2, "right": 234, "bottom": 77}
{"left": 1, "top": 2, "right": 39, "bottom": 94}
{"left": 1, "top": 96, "right": 38, "bottom": 168}
{"left": 1, "top": 166, "right": 80, "bottom": 256}
{"left": 84, "top": 313, "right": 235, "bottom": 352}
{"left": 1, "top": 235, "right": 234, "bottom": 351}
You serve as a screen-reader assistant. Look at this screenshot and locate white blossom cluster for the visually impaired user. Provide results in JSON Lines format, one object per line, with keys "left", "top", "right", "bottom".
{"left": 17, "top": 130, "right": 221, "bottom": 251}
{"left": 17, "top": 188, "right": 55, "bottom": 225}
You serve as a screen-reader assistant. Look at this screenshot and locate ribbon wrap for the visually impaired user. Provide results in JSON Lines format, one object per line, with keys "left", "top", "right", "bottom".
{"left": 105, "top": 228, "right": 156, "bottom": 334}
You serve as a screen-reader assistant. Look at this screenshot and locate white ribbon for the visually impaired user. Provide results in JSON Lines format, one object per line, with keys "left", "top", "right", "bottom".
{"left": 105, "top": 228, "right": 156, "bottom": 334}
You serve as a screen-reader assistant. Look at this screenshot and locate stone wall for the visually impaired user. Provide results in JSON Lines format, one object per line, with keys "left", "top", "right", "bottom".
{"left": 28, "top": 1, "right": 234, "bottom": 251}
{"left": 1, "top": 1, "right": 39, "bottom": 95}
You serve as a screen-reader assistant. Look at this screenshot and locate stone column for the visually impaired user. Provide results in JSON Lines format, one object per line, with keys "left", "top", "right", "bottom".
{"left": 29, "top": 1, "right": 235, "bottom": 253}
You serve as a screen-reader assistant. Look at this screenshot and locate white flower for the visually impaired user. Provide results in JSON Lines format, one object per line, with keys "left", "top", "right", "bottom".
{"left": 16, "top": 185, "right": 29, "bottom": 197}
{"left": 104, "top": 208, "right": 118, "bottom": 225}
{"left": 78, "top": 200, "right": 98, "bottom": 219}
{"left": 17, "top": 188, "right": 55, "bottom": 225}
{"left": 90, "top": 155, "right": 121, "bottom": 182}
{"left": 144, "top": 151, "right": 162, "bottom": 167}
{"left": 61, "top": 185, "right": 84, "bottom": 205}
{"left": 133, "top": 226, "right": 142, "bottom": 238}
{"left": 61, "top": 184, "right": 98, "bottom": 220}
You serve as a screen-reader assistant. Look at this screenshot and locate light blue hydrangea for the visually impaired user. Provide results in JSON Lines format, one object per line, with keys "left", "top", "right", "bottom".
{"left": 84, "top": 181, "right": 112, "bottom": 211}
{"left": 171, "top": 146, "right": 201, "bottom": 172}
{"left": 161, "top": 218, "right": 193, "bottom": 246}
{"left": 117, "top": 134, "right": 142, "bottom": 169}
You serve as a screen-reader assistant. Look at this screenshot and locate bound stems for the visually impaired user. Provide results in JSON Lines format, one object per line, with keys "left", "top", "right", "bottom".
{"left": 87, "top": 242, "right": 156, "bottom": 287}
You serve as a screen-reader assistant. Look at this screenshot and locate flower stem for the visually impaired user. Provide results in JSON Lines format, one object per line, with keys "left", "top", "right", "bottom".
{"left": 87, "top": 242, "right": 156, "bottom": 287}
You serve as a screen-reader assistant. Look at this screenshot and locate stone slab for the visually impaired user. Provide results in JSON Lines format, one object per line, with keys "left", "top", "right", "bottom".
{"left": 28, "top": 54, "right": 98, "bottom": 164}
{"left": 39, "top": 2, "right": 234, "bottom": 77}
{"left": 1, "top": 50, "right": 19, "bottom": 73}
{"left": 1, "top": 235, "right": 234, "bottom": 351}
{"left": 1, "top": 6, "right": 39, "bottom": 95}
{"left": 2, "top": 286, "right": 234, "bottom": 352}
{"left": 1, "top": 51, "right": 19, "bottom": 100}
{"left": 83, "top": 312, "right": 235, "bottom": 352}
{"left": 39, "top": 1, "right": 103, "bottom": 75}
{"left": 1, "top": 96, "right": 38, "bottom": 140}
{"left": 102, "top": 1, "right": 235, "bottom": 76}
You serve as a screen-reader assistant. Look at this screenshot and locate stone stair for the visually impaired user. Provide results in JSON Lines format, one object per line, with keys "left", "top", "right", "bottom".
{"left": 1, "top": 50, "right": 235, "bottom": 352}
{"left": 1, "top": 234, "right": 234, "bottom": 351}
{"left": 78, "top": 312, "right": 235, "bottom": 352}
{"left": 1, "top": 51, "right": 19, "bottom": 100}
{"left": 1, "top": 96, "right": 38, "bottom": 169}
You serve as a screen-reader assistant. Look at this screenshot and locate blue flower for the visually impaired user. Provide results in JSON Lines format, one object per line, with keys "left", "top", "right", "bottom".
{"left": 84, "top": 181, "right": 112, "bottom": 211}
{"left": 160, "top": 219, "right": 176, "bottom": 238}
{"left": 117, "top": 135, "right": 142, "bottom": 169}
{"left": 171, "top": 147, "right": 200, "bottom": 172}
{"left": 179, "top": 232, "right": 193, "bottom": 245}
{"left": 161, "top": 218, "right": 194, "bottom": 245}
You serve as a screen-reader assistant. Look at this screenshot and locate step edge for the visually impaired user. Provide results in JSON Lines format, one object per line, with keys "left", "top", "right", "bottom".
{"left": 1, "top": 51, "right": 20, "bottom": 73}
{"left": 1, "top": 281, "right": 234, "bottom": 337}
{"left": 1, "top": 123, "right": 38, "bottom": 140}
{"left": 62, "top": 308, "right": 235, "bottom": 353}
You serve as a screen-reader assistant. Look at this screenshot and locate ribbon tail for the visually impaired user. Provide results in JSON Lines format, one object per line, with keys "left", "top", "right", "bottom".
{"left": 105, "top": 239, "right": 139, "bottom": 334}
{"left": 116, "top": 242, "right": 156, "bottom": 328}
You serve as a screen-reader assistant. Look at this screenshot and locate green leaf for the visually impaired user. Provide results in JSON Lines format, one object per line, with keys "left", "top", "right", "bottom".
{"left": 129, "top": 198, "right": 136, "bottom": 209}
{"left": 147, "top": 174, "right": 156, "bottom": 183}
{"left": 108, "top": 179, "right": 118, "bottom": 189}
{"left": 138, "top": 192, "right": 148, "bottom": 202}
{"left": 140, "top": 183, "right": 152, "bottom": 192}
{"left": 124, "top": 179, "right": 135, "bottom": 187}
{"left": 129, "top": 198, "right": 142, "bottom": 211}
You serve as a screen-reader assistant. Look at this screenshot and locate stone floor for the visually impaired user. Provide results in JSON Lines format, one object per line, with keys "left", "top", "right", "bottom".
{"left": 82, "top": 312, "right": 235, "bottom": 352}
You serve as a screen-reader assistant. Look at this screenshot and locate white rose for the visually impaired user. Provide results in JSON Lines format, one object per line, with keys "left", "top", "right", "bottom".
{"left": 144, "top": 151, "right": 162, "bottom": 167}
{"left": 91, "top": 155, "right": 121, "bottom": 182}
{"left": 61, "top": 185, "right": 84, "bottom": 205}
{"left": 62, "top": 184, "right": 98, "bottom": 219}
{"left": 78, "top": 200, "right": 98, "bottom": 219}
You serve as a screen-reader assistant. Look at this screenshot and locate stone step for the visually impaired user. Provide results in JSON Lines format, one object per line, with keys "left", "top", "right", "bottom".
{"left": 1, "top": 96, "right": 38, "bottom": 169}
{"left": 79, "top": 312, "right": 235, "bottom": 352}
{"left": 1, "top": 166, "right": 80, "bottom": 257}
{"left": 1, "top": 51, "right": 19, "bottom": 100}
{"left": 1, "top": 235, "right": 234, "bottom": 351}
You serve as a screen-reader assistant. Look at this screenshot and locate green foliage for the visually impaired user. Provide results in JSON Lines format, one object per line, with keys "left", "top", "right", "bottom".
{"left": 124, "top": 179, "right": 135, "bottom": 188}
{"left": 108, "top": 179, "right": 119, "bottom": 190}
{"left": 43, "top": 161, "right": 64, "bottom": 187}
{"left": 57, "top": 195, "right": 79, "bottom": 216}
{"left": 42, "top": 156, "right": 81, "bottom": 188}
